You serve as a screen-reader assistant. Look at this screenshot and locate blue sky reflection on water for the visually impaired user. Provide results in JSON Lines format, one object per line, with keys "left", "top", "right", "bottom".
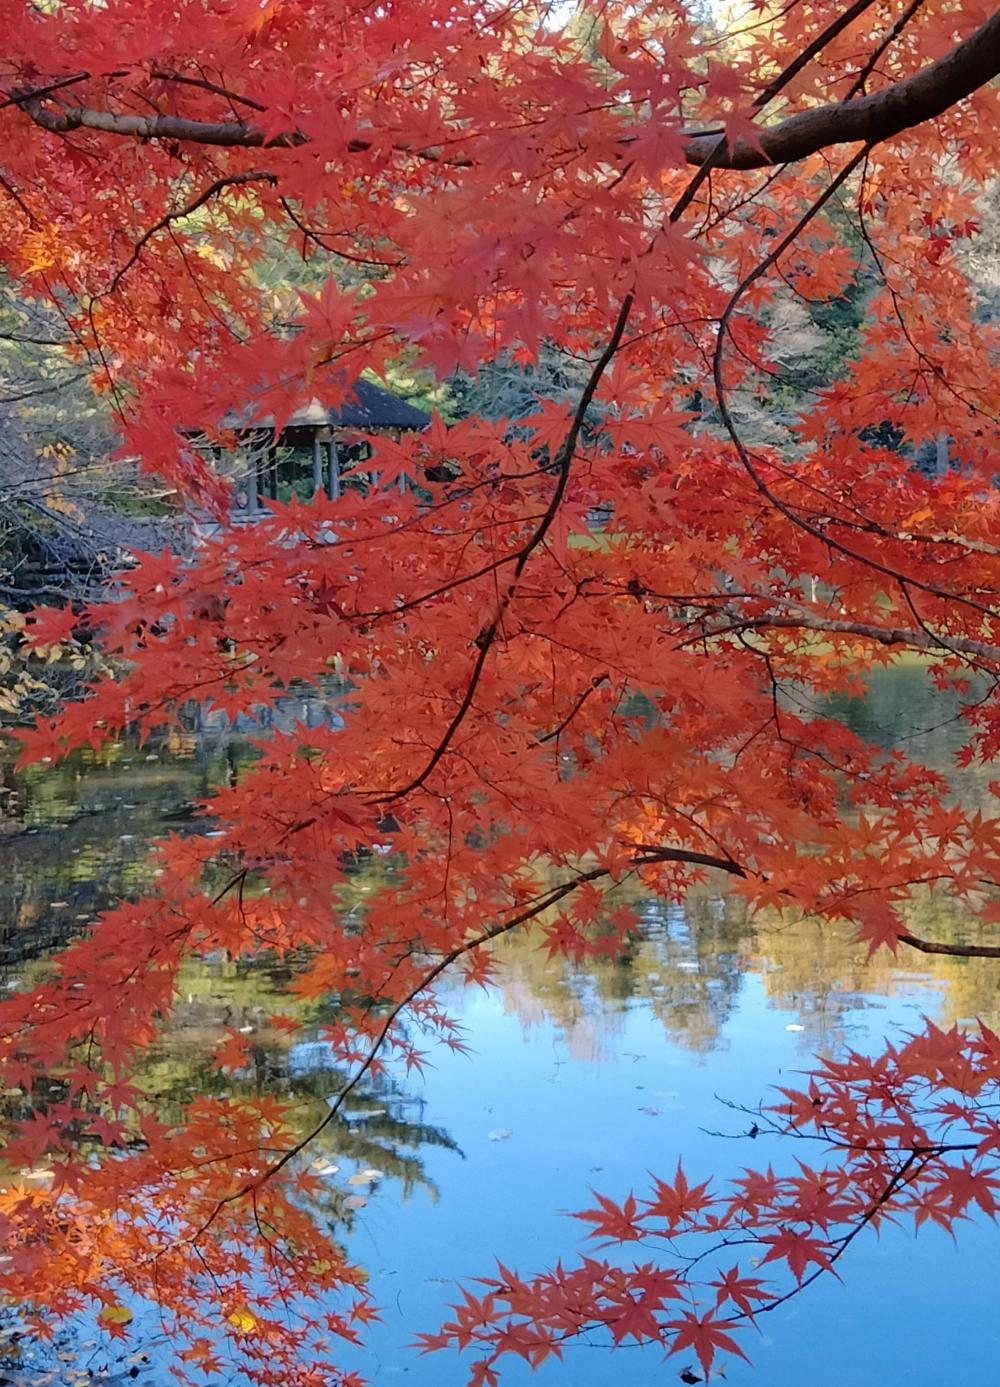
{"left": 334, "top": 953, "right": 999, "bottom": 1387}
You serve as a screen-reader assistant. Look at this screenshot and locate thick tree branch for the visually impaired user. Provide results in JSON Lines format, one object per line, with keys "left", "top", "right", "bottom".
{"left": 16, "top": 97, "right": 308, "bottom": 148}
{"left": 632, "top": 844, "right": 747, "bottom": 876}
{"left": 14, "top": 8, "right": 1000, "bottom": 171}
{"left": 14, "top": 92, "right": 455, "bottom": 163}
{"left": 702, "top": 609, "right": 1000, "bottom": 665}
{"left": 684, "top": 6, "right": 1000, "bottom": 168}
{"left": 898, "top": 931, "right": 1000, "bottom": 959}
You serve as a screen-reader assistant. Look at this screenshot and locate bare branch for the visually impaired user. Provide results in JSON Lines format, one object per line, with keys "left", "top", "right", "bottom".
{"left": 632, "top": 845, "right": 747, "bottom": 877}
{"left": 899, "top": 931, "right": 1000, "bottom": 959}
{"left": 16, "top": 97, "right": 308, "bottom": 148}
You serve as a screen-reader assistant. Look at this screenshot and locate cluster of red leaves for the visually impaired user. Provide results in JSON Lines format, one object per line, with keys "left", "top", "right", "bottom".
{"left": 420, "top": 1023, "right": 1000, "bottom": 1381}
{"left": 0, "top": 0, "right": 998, "bottom": 1383}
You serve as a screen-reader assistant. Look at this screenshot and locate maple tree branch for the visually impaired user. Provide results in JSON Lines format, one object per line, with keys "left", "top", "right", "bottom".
{"left": 713, "top": 157, "right": 1000, "bottom": 635}
{"left": 0, "top": 70, "right": 95, "bottom": 113}
{"left": 684, "top": 6, "right": 1000, "bottom": 168}
{"left": 102, "top": 169, "right": 277, "bottom": 296}
{"left": 537, "top": 673, "right": 609, "bottom": 744}
{"left": 374, "top": 289, "right": 636, "bottom": 804}
{"left": 15, "top": 95, "right": 309, "bottom": 148}
{"left": 184, "top": 906, "right": 556, "bottom": 1239}
{"left": 711, "top": 1097, "right": 981, "bottom": 1154}
{"left": 186, "top": 841, "right": 746, "bottom": 1239}
{"left": 149, "top": 67, "right": 267, "bottom": 112}
{"left": 702, "top": 609, "right": 1000, "bottom": 665}
{"left": 724, "top": 1148, "right": 929, "bottom": 1328}
{"left": 279, "top": 195, "right": 404, "bottom": 268}
{"left": 851, "top": 171, "right": 1000, "bottom": 426}
{"left": 14, "top": 8, "right": 999, "bottom": 175}
{"left": 844, "top": 0, "right": 926, "bottom": 98}
{"left": 813, "top": 515, "right": 1000, "bottom": 560}
{"left": 753, "top": 0, "right": 879, "bottom": 108}
{"left": 897, "top": 931, "right": 1000, "bottom": 959}
{"left": 633, "top": 845, "right": 747, "bottom": 877}
{"left": 14, "top": 89, "right": 464, "bottom": 166}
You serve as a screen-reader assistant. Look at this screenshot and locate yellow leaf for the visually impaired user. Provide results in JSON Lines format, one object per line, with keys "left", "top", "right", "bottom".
{"left": 21, "top": 240, "right": 56, "bottom": 273}
{"left": 226, "top": 1306, "right": 256, "bottom": 1334}
{"left": 98, "top": 1304, "right": 133, "bottom": 1326}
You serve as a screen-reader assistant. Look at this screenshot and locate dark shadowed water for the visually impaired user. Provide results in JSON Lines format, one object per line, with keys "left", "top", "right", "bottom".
{"left": 1, "top": 666, "right": 998, "bottom": 1386}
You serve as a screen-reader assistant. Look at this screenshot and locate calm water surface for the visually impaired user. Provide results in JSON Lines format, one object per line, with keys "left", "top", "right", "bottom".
{"left": 1, "top": 669, "right": 998, "bottom": 1386}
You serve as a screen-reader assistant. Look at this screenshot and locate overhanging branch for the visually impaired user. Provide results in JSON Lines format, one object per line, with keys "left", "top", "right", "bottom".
{"left": 899, "top": 930, "right": 1000, "bottom": 959}
{"left": 12, "top": 7, "right": 1000, "bottom": 170}
{"left": 701, "top": 609, "right": 1000, "bottom": 665}
{"left": 684, "top": 6, "right": 1000, "bottom": 168}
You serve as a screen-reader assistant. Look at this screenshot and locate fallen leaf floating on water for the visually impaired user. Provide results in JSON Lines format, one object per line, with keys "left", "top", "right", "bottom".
{"left": 97, "top": 1306, "right": 132, "bottom": 1328}
{"left": 348, "top": 1168, "right": 383, "bottom": 1185}
{"left": 226, "top": 1307, "right": 256, "bottom": 1334}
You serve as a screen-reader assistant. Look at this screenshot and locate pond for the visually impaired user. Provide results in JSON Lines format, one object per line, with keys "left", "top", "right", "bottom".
{"left": 1, "top": 666, "right": 998, "bottom": 1386}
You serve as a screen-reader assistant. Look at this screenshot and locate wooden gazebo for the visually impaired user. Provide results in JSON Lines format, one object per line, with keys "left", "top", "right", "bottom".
{"left": 203, "top": 378, "right": 430, "bottom": 519}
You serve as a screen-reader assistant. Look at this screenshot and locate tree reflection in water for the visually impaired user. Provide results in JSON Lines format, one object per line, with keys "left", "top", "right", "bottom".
{"left": 2, "top": 664, "right": 998, "bottom": 1221}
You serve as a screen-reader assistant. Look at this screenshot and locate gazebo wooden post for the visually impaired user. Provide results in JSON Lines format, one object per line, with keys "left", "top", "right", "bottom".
{"left": 254, "top": 431, "right": 269, "bottom": 511}
{"left": 267, "top": 440, "right": 279, "bottom": 501}
{"left": 393, "top": 429, "right": 407, "bottom": 493}
{"left": 243, "top": 436, "right": 259, "bottom": 518}
{"left": 325, "top": 436, "right": 341, "bottom": 500}
{"left": 312, "top": 435, "right": 323, "bottom": 497}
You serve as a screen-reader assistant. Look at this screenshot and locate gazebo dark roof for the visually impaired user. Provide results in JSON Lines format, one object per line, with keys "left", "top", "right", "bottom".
{"left": 323, "top": 378, "right": 430, "bottom": 430}
{"left": 198, "top": 377, "right": 429, "bottom": 518}
{"left": 220, "top": 378, "right": 430, "bottom": 435}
